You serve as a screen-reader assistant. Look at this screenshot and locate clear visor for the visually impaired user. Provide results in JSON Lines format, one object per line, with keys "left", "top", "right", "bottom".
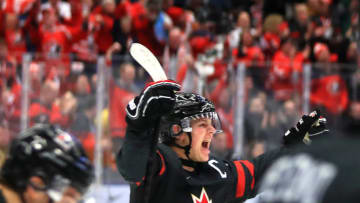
{"left": 46, "top": 175, "right": 71, "bottom": 202}
{"left": 180, "top": 112, "right": 223, "bottom": 134}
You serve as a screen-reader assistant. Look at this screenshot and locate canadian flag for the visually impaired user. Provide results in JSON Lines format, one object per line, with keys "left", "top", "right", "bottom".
{"left": 2, "top": 0, "right": 36, "bottom": 14}
{"left": 191, "top": 188, "right": 213, "bottom": 203}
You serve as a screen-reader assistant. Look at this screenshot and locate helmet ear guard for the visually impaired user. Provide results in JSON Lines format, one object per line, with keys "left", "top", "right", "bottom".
{"left": 171, "top": 124, "right": 183, "bottom": 135}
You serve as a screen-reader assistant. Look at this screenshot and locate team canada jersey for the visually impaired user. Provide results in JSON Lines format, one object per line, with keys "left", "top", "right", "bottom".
{"left": 117, "top": 127, "right": 285, "bottom": 203}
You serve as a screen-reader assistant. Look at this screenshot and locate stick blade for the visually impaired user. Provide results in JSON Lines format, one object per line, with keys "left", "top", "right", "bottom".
{"left": 130, "top": 43, "right": 167, "bottom": 82}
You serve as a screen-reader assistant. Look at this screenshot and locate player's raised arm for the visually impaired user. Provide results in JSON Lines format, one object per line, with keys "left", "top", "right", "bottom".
{"left": 116, "top": 80, "right": 181, "bottom": 182}
{"left": 230, "top": 110, "right": 329, "bottom": 200}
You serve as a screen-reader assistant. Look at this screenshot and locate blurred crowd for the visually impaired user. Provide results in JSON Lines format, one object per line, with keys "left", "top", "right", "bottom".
{"left": 0, "top": 0, "right": 359, "bottom": 181}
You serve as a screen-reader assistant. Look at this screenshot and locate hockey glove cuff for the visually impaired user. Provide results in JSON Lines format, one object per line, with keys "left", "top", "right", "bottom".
{"left": 283, "top": 110, "right": 321, "bottom": 147}
{"left": 303, "top": 117, "right": 329, "bottom": 145}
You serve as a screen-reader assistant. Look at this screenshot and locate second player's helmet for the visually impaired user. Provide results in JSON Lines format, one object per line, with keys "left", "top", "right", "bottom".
{"left": 1, "top": 124, "right": 94, "bottom": 201}
{"left": 159, "top": 92, "right": 222, "bottom": 144}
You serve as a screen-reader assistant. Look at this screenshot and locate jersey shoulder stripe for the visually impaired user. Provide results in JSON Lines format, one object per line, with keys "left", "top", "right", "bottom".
{"left": 233, "top": 160, "right": 255, "bottom": 198}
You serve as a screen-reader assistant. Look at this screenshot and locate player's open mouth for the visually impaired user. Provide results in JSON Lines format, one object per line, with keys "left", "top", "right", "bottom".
{"left": 202, "top": 141, "right": 210, "bottom": 149}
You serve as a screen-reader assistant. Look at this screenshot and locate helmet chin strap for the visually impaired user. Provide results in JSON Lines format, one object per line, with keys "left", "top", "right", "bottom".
{"left": 173, "top": 132, "right": 201, "bottom": 168}
{"left": 173, "top": 132, "right": 192, "bottom": 159}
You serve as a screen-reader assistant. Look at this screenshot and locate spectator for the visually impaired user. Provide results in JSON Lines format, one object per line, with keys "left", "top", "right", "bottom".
{"left": 165, "top": 0, "right": 194, "bottom": 32}
{"left": 259, "top": 107, "right": 284, "bottom": 151}
{"left": 89, "top": 0, "right": 116, "bottom": 54}
{"left": 70, "top": 96, "right": 96, "bottom": 157}
{"left": 277, "top": 99, "right": 301, "bottom": 132}
{"left": 345, "top": 3, "right": 358, "bottom": 41}
{"left": 40, "top": 0, "right": 72, "bottom": 22}
{"left": 348, "top": 69, "right": 360, "bottom": 101}
{"left": 234, "top": 30, "right": 265, "bottom": 68}
{"left": 0, "top": 39, "right": 21, "bottom": 133}
{"left": 267, "top": 38, "right": 306, "bottom": 101}
{"left": 73, "top": 74, "right": 93, "bottom": 112}
{"left": 213, "top": 83, "right": 234, "bottom": 153}
{"left": 115, "top": 0, "right": 146, "bottom": 20}
{"left": 310, "top": 42, "right": 349, "bottom": 115}
{"left": 339, "top": 101, "right": 360, "bottom": 137}
{"left": 243, "top": 92, "right": 275, "bottom": 159}
{"left": 0, "top": 38, "right": 17, "bottom": 81}
{"left": 246, "top": 93, "right": 268, "bottom": 142}
{"left": 58, "top": 90, "right": 78, "bottom": 128}
{"left": 344, "top": 41, "right": 358, "bottom": 65}
{"left": 98, "top": 108, "right": 125, "bottom": 183}
{"left": 163, "top": 26, "right": 189, "bottom": 80}
{"left": 228, "top": 11, "right": 251, "bottom": 50}
{"left": 28, "top": 62, "right": 43, "bottom": 99}
{"left": 28, "top": 79, "right": 70, "bottom": 127}
{"left": 261, "top": 14, "right": 284, "bottom": 58}
{"left": 307, "top": 0, "right": 335, "bottom": 41}
{"left": 288, "top": 3, "right": 312, "bottom": 41}
{"left": 0, "top": 93, "right": 14, "bottom": 149}
{"left": 340, "top": 41, "right": 357, "bottom": 83}
{"left": 0, "top": 2, "right": 5, "bottom": 38}
{"left": 131, "top": 0, "right": 167, "bottom": 57}
{"left": 109, "top": 62, "right": 138, "bottom": 152}
{"left": 112, "top": 15, "right": 133, "bottom": 58}
{"left": 36, "top": 7, "right": 79, "bottom": 78}
{"left": 4, "top": 12, "right": 26, "bottom": 63}
{"left": 210, "top": 131, "right": 231, "bottom": 159}
{"left": 263, "top": 99, "right": 301, "bottom": 150}
{"left": 69, "top": 0, "right": 98, "bottom": 77}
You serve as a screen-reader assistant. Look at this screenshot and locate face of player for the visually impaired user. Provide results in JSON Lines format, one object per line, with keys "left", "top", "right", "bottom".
{"left": 23, "top": 177, "right": 82, "bottom": 203}
{"left": 55, "top": 187, "right": 82, "bottom": 203}
{"left": 188, "top": 118, "right": 216, "bottom": 162}
{"left": 22, "top": 176, "right": 49, "bottom": 203}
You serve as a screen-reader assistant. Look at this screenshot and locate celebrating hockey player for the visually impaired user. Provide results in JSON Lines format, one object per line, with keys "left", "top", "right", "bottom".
{"left": 117, "top": 80, "right": 324, "bottom": 203}
{"left": 0, "top": 124, "right": 94, "bottom": 203}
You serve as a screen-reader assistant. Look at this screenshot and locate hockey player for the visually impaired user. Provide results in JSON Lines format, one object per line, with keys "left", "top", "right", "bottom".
{"left": 258, "top": 129, "right": 359, "bottom": 203}
{"left": 0, "top": 124, "right": 94, "bottom": 203}
{"left": 117, "top": 80, "right": 323, "bottom": 203}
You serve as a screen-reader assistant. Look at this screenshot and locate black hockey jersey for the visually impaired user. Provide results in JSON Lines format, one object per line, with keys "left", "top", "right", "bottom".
{"left": 117, "top": 127, "right": 285, "bottom": 203}
{"left": 259, "top": 136, "right": 360, "bottom": 203}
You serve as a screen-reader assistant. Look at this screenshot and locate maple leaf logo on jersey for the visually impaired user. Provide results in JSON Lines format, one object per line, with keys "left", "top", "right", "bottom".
{"left": 191, "top": 187, "right": 212, "bottom": 203}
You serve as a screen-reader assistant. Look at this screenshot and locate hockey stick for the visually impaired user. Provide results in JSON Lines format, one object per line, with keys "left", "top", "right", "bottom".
{"left": 130, "top": 43, "right": 167, "bottom": 82}
{"left": 129, "top": 43, "right": 168, "bottom": 203}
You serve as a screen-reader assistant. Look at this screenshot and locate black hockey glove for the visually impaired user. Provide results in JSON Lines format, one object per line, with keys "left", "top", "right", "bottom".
{"left": 126, "top": 80, "right": 181, "bottom": 130}
{"left": 283, "top": 110, "right": 321, "bottom": 146}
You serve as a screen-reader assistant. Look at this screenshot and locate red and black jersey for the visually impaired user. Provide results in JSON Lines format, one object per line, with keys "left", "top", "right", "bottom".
{"left": 131, "top": 13, "right": 164, "bottom": 57}
{"left": 310, "top": 75, "right": 349, "bottom": 114}
{"left": 117, "top": 126, "right": 285, "bottom": 203}
{"left": 89, "top": 6, "right": 114, "bottom": 54}
{"left": 28, "top": 100, "right": 69, "bottom": 127}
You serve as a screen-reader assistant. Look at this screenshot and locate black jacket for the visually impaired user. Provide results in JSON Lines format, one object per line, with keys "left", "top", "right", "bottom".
{"left": 259, "top": 136, "right": 360, "bottom": 203}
